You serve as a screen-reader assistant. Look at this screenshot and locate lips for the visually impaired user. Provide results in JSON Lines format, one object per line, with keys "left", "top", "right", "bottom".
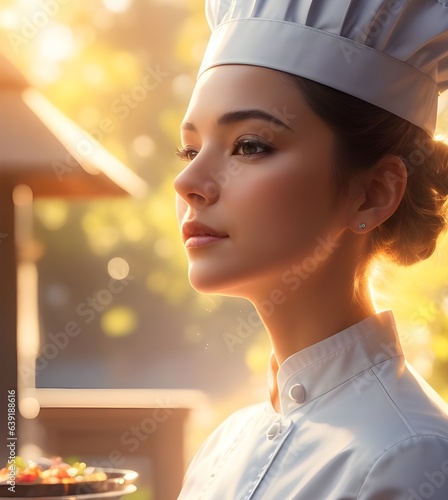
{"left": 181, "top": 220, "right": 228, "bottom": 249}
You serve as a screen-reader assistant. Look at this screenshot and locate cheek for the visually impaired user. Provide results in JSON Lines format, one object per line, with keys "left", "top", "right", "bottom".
{"left": 275, "top": 152, "right": 334, "bottom": 219}
{"left": 252, "top": 164, "right": 331, "bottom": 223}
{"left": 230, "top": 157, "right": 335, "bottom": 260}
{"left": 264, "top": 180, "right": 324, "bottom": 242}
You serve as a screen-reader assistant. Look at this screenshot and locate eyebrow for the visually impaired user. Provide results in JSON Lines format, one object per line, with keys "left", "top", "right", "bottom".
{"left": 180, "top": 109, "right": 294, "bottom": 132}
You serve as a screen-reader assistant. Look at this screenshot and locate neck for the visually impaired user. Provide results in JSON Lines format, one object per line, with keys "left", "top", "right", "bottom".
{"left": 251, "top": 252, "right": 375, "bottom": 367}
{"left": 258, "top": 286, "right": 374, "bottom": 367}
{"left": 253, "top": 256, "right": 374, "bottom": 413}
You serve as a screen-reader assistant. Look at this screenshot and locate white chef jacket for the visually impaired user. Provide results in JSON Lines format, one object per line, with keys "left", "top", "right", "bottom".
{"left": 178, "top": 311, "right": 448, "bottom": 499}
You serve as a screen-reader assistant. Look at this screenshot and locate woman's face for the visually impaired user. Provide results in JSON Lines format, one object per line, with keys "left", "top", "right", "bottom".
{"left": 174, "top": 65, "right": 351, "bottom": 298}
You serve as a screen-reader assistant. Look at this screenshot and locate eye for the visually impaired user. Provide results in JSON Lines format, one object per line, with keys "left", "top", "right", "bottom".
{"left": 232, "top": 138, "right": 274, "bottom": 157}
{"left": 175, "top": 147, "right": 199, "bottom": 162}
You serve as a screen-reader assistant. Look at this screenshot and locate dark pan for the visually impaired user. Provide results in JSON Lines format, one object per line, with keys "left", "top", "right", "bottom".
{"left": 0, "top": 469, "right": 138, "bottom": 498}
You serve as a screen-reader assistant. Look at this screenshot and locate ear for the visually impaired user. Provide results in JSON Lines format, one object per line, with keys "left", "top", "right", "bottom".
{"left": 348, "top": 155, "right": 407, "bottom": 234}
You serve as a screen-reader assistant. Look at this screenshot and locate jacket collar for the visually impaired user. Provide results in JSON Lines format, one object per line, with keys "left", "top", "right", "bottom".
{"left": 271, "top": 310, "right": 402, "bottom": 415}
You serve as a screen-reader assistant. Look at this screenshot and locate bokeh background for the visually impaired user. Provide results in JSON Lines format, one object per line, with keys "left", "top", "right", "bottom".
{"left": 0, "top": 0, "right": 447, "bottom": 485}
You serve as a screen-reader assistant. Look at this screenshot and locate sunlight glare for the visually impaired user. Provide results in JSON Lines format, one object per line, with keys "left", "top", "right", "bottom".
{"left": 368, "top": 262, "right": 388, "bottom": 311}
{"left": 102, "top": 0, "right": 133, "bottom": 13}
{"left": 107, "top": 257, "right": 130, "bottom": 280}
{"left": 412, "top": 355, "right": 434, "bottom": 378}
{"left": 38, "top": 24, "right": 76, "bottom": 62}
{"left": 0, "top": 9, "right": 19, "bottom": 30}
{"left": 30, "top": 60, "right": 61, "bottom": 83}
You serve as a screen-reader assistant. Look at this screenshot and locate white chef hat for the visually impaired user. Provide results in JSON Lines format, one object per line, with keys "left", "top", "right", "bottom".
{"left": 198, "top": 0, "right": 448, "bottom": 135}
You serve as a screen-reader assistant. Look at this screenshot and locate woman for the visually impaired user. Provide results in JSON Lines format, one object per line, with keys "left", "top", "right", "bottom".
{"left": 174, "top": 1, "right": 448, "bottom": 498}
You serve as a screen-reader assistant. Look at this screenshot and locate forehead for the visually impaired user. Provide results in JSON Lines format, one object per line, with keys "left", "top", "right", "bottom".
{"left": 184, "top": 65, "right": 304, "bottom": 124}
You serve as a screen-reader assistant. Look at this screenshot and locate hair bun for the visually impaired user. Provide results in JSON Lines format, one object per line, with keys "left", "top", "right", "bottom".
{"left": 374, "top": 138, "right": 448, "bottom": 266}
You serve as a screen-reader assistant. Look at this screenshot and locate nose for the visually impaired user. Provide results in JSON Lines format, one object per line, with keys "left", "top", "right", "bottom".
{"left": 174, "top": 155, "right": 220, "bottom": 210}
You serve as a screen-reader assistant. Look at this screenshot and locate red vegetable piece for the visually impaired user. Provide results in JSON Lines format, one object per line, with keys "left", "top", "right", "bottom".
{"left": 18, "top": 471, "right": 38, "bottom": 483}
{"left": 49, "top": 465, "right": 70, "bottom": 479}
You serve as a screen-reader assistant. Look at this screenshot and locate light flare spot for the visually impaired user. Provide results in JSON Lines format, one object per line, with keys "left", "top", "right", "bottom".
{"left": 101, "top": 306, "right": 137, "bottom": 337}
{"left": 107, "top": 257, "right": 130, "bottom": 280}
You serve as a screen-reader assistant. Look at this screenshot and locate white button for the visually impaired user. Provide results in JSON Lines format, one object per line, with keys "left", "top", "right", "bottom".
{"left": 289, "top": 383, "right": 306, "bottom": 403}
{"left": 266, "top": 421, "right": 281, "bottom": 440}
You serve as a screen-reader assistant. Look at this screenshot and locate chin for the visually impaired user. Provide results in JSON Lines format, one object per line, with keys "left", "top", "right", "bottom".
{"left": 188, "top": 274, "right": 228, "bottom": 295}
{"left": 187, "top": 268, "right": 255, "bottom": 299}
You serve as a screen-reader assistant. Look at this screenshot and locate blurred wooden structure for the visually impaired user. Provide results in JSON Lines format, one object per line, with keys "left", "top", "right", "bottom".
{"left": 0, "top": 54, "right": 202, "bottom": 498}
{"left": 19, "top": 389, "right": 205, "bottom": 499}
{"left": 0, "top": 52, "right": 146, "bottom": 462}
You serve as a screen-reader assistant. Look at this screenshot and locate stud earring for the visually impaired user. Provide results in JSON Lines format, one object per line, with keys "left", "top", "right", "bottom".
{"left": 358, "top": 222, "right": 367, "bottom": 230}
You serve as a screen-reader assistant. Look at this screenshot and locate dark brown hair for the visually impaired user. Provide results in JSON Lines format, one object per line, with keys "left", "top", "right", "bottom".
{"left": 287, "top": 75, "right": 448, "bottom": 266}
